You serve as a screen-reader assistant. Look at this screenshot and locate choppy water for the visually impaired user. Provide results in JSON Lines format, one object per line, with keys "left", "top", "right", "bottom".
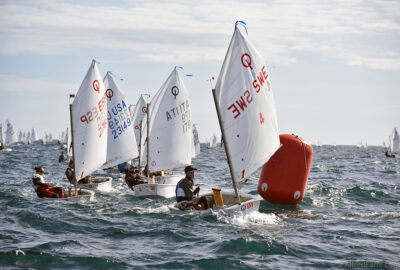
{"left": 0, "top": 143, "right": 399, "bottom": 269}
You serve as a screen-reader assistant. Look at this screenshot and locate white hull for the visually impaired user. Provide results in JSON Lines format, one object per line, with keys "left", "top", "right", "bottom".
{"left": 134, "top": 174, "right": 183, "bottom": 198}
{"left": 44, "top": 189, "right": 94, "bottom": 203}
{"left": 76, "top": 177, "right": 113, "bottom": 192}
{"left": 168, "top": 192, "right": 261, "bottom": 217}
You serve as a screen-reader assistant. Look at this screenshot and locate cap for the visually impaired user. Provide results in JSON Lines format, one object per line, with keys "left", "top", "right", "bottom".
{"left": 184, "top": 165, "right": 197, "bottom": 173}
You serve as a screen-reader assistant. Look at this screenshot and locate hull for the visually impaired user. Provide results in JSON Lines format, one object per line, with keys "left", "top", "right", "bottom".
{"left": 76, "top": 177, "right": 112, "bottom": 192}
{"left": 168, "top": 192, "right": 261, "bottom": 216}
{"left": 44, "top": 189, "right": 94, "bottom": 203}
{"left": 134, "top": 174, "right": 183, "bottom": 198}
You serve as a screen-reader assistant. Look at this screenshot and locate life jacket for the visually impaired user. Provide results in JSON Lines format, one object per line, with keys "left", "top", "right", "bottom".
{"left": 32, "top": 173, "right": 45, "bottom": 191}
{"left": 175, "top": 178, "right": 194, "bottom": 201}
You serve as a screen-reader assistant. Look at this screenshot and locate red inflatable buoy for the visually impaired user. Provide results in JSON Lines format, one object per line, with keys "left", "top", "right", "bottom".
{"left": 258, "top": 134, "right": 313, "bottom": 205}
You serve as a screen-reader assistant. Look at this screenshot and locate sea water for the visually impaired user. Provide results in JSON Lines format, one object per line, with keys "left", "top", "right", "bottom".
{"left": 0, "top": 143, "right": 399, "bottom": 269}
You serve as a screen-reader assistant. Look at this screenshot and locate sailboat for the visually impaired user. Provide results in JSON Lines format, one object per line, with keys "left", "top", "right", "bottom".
{"left": 26, "top": 131, "right": 32, "bottom": 144}
{"left": 134, "top": 67, "right": 193, "bottom": 198}
{"left": 192, "top": 124, "right": 201, "bottom": 157}
{"left": 169, "top": 22, "right": 280, "bottom": 215}
{"left": 5, "top": 120, "right": 18, "bottom": 146}
{"left": 93, "top": 71, "right": 139, "bottom": 185}
{"left": 387, "top": 127, "right": 399, "bottom": 157}
{"left": 31, "top": 128, "right": 39, "bottom": 143}
{"left": 208, "top": 134, "right": 218, "bottom": 148}
{"left": 131, "top": 94, "right": 148, "bottom": 150}
{"left": 0, "top": 123, "right": 5, "bottom": 150}
{"left": 129, "top": 94, "right": 149, "bottom": 170}
{"left": 67, "top": 59, "right": 110, "bottom": 200}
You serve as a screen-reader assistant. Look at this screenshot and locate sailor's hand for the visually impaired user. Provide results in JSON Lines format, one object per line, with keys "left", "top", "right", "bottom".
{"left": 194, "top": 186, "right": 200, "bottom": 195}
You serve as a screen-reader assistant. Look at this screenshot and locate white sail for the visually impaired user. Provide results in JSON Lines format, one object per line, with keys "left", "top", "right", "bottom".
{"left": 101, "top": 72, "right": 138, "bottom": 168}
{"left": 18, "top": 130, "right": 23, "bottom": 142}
{"left": 67, "top": 127, "right": 72, "bottom": 159}
{"left": 63, "top": 128, "right": 68, "bottom": 143}
{"left": 140, "top": 67, "right": 193, "bottom": 171}
{"left": 215, "top": 25, "right": 280, "bottom": 180}
{"left": 0, "top": 124, "right": 4, "bottom": 145}
{"left": 389, "top": 128, "right": 400, "bottom": 153}
{"left": 31, "top": 128, "right": 38, "bottom": 142}
{"left": 26, "top": 131, "right": 31, "bottom": 144}
{"left": 5, "top": 120, "right": 18, "bottom": 145}
{"left": 22, "top": 131, "right": 27, "bottom": 144}
{"left": 72, "top": 60, "right": 108, "bottom": 179}
{"left": 131, "top": 95, "right": 148, "bottom": 149}
{"left": 191, "top": 124, "right": 201, "bottom": 158}
{"left": 209, "top": 134, "right": 218, "bottom": 148}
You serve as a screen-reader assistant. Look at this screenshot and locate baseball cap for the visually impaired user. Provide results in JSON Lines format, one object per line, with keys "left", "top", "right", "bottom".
{"left": 184, "top": 165, "right": 197, "bottom": 173}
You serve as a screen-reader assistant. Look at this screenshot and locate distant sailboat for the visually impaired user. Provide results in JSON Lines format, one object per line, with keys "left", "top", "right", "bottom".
{"left": 26, "top": 131, "right": 32, "bottom": 144}
{"left": 208, "top": 134, "right": 218, "bottom": 148}
{"left": 191, "top": 124, "right": 201, "bottom": 157}
{"left": 31, "top": 128, "right": 39, "bottom": 142}
{"left": 387, "top": 127, "right": 399, "bottom": 157}
{"left": 136, "top": 67, "right": 193, "bottom": 198}
{"left": 0, "top": 124, "right": 4, "bottom": 149}
{"left": 5, "top": 120, "right": 17, "bottom": 146}
{"left": 18, "top": 130, "right": 24, "bottom": 144}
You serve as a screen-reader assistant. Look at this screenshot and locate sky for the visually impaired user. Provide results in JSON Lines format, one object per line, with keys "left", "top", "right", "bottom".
{"left": 0, "top": 0, "right": 399, "bottom": 146}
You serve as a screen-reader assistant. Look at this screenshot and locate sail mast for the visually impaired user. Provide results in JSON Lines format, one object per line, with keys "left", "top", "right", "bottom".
{"left": 212, "top": 88, "right": 241, "bottom": 204}
{"left": 138, "top": 120, "right": 142, "bottom": 175}
{"left": 69, "top": 94, "right": 78, "bottom": 195}
{"left": 146, "top": 102, "right": 150, "bottom": 177}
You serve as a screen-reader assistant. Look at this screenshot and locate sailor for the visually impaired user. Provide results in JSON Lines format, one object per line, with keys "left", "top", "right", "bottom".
{"left": 385, "top": 149, "right": 395, "bottom": 158}
{"left": 65, "top": 160, "right": 90, "bottom": 184}
{"left": 175, "top": 165, "right": 203, "bottom": 210}
{"left": 59, "top": 151, "right": 65, "bottom": 162}
{"left": 118, "top": 162, "right": 129, "bottom": 173}
{"left": 125, "top": 167, "right": 145, "bottom": 190}
{"left": 32, "top": 166, "right": 64, "bottom": 198}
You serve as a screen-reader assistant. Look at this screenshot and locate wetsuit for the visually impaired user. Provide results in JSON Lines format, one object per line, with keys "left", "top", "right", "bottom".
{"left": 32, "top": 174, "right": 63, "bottom": 198}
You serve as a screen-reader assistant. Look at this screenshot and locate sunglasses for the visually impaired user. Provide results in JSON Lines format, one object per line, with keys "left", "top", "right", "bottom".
{"left": 187, "top": 170, "right": 196, "bottom": 173}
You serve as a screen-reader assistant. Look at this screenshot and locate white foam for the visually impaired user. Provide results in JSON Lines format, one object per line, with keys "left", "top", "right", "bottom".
{"left": 133, "top": 205, "right": 170, "bottom": 214}
{"left": 15, "top": 249, "right": 26, "bottom": 255}
{"left": 218, "top": 211, "right": 281, "bottom": 227}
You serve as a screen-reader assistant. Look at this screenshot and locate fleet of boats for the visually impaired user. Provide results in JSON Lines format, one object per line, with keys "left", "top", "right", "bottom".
{"left": 3, "top": 21, "right": 395, "bottom": 219}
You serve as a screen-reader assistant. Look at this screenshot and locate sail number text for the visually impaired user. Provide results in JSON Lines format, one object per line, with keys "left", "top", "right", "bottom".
{"left": 165, "top": 99, "right": 191, "bottom": 133}
{"left": 80, "top": 93, "right": 107, "bottom": 138}
{"left": 227, "top": 53, "right": 270, "bottom": 120}
{"left": 108, "top": 100, "right": 132, "bottom": 140}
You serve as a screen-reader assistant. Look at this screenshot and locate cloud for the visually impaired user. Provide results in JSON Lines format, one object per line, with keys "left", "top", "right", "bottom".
{"left": 0, "top": 74, "right": 77, "bottom": 93}
{"left": 0, "top": 0, "right": 399, "bottom": 70}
